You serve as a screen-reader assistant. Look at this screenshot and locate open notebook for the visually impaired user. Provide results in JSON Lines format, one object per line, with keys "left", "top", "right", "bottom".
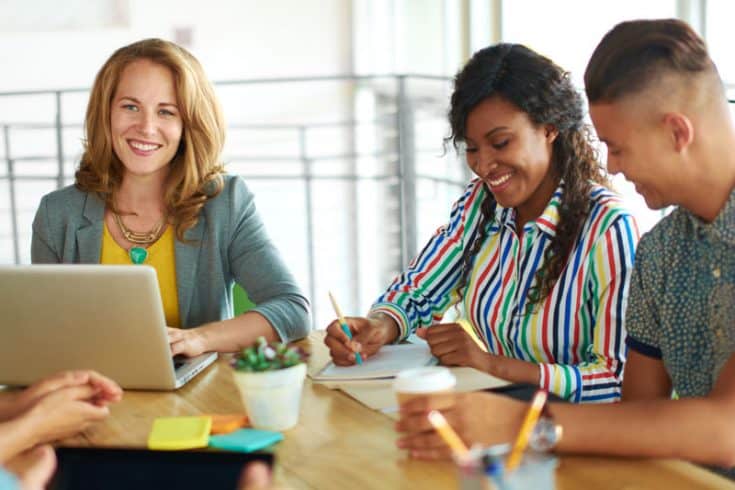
{"left": 310, "top": 343, "right": 437, "bottom": 382}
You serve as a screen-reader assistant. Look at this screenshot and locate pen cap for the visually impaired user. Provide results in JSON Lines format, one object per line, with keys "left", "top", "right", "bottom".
{"left": 393, "top": 366, "right": 456, "bottom": 399}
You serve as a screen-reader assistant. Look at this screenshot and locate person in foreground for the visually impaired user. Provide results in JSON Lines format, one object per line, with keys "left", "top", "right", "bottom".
{"left": 31, "top": 39, "right": 310, "bottom": 356}
{"left": 326, "top": 43, "right": 638, "bottom": 402}
{"left": 0, "top": 370, "right": 122, "bottom": 489}
{"left": 396, "top": 18, "right": 735, "bottom": 478}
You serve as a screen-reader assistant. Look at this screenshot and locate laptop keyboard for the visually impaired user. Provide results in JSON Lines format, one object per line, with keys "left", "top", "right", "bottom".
{"left": 172, "top": 355, "right": 187, "bottom": 370}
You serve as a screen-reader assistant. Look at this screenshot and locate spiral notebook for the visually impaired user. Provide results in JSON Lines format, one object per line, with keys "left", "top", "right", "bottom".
{"left": 310, "top": 343, "right": 437, "bottom": 382}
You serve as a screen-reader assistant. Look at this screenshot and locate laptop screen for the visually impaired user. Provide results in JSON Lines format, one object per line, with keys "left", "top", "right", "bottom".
{"left": 49, "top": 447, "right": 274, "bottom": 490}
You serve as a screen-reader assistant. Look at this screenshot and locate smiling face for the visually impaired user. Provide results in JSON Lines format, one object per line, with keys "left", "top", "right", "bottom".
{"left": 589, "top": 101, "right": 677, "bottom": 210}
{"left": 464, "top": 96, "right": 559, "bottom": 221}
{"left": 110, "top": 59, "right": 183, "bottom": 180}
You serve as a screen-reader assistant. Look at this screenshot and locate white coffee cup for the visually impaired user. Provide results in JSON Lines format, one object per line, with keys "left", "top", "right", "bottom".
{"left": 393, "top": 366, "right": 457, "bottom": 405}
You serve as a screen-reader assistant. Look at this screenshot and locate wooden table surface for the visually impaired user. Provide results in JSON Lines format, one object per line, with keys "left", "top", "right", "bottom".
{"left": 61, "top": 332, "right": 735, "bottom": 489}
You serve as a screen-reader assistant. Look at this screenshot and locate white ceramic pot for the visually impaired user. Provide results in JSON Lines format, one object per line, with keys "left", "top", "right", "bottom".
{"left": 231, "top": 363, "right": 307, "bottom": 431}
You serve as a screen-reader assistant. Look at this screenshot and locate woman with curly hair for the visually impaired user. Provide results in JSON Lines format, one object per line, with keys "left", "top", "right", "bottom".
{"left": 325, "top": 43, "right": 638, "bottom": 403}
{"left": 31, "top": 39, "right": 310, "bottom": 355}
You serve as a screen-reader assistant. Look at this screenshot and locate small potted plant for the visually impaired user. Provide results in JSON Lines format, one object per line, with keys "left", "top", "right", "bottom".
{"left": 230, "top": 337, "right": 309, "bottom": 431}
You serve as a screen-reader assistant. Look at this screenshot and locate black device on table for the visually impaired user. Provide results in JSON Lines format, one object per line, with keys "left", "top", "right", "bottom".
{"left": 49, "top": 447, "right": 274, "bottom": 490}
{"left": 488, "top": 383, "right": 567, "bottom": 403}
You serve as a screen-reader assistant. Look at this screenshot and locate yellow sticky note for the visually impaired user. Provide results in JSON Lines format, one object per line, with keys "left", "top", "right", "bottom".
{"left": 147, "top": 416, "right": 212, "bottom": 450}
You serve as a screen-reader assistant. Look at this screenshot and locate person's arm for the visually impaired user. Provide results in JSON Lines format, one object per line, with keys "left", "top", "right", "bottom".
{"left": 4, "top": 445, "right": 56, "bottom": 490}
{"left": 622, "top": 349, "right": 672, "bottom": 401}
{"left": 169, "top": 177, "right": 310, "bottom": 357}
{"left": 415, "top": 323, "right": 541, "bottom": 384}
{"left": 228, "top": 177, "right": 310, "bottom": 343}
{"left": 31, "top": 195, "right": 61, "bottom": 264}
{"left": 0, "top": 371, "right": 121, "bottom": 422}
{"left": 537, "top": 216, "right": 636, "bottom": 402}
{"left": 397, "top": 356, "right": 735, "bottom": 466}
{"left": 369, "top": 180, "right": 487, "bottom": 343}
{"left": 552, "top": 352, "right": 735, "bottom": 466}
{"left": 324, "top": 180, "right": 487, "bottom": 365}
{"left": 0, "top": 416, "right": 38, "bottom": 464}
{"left": 169, "top": 311, "right": 280, "bottom": 356}
{"left": 0, "top": 383, "right": 114, "bottom": 464}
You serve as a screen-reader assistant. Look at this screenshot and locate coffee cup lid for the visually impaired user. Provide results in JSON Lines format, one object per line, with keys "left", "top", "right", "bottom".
{"left": 393, "top": 366, "right": 456, "bottom": 393}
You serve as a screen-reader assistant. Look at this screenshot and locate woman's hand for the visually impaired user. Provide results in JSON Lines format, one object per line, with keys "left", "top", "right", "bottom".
{"left": 168, "top": 327, "right": 209, "bottom": 357}
{"left": 324, "top": 315, "right": 398, "bottom": 365}
{"left": 3, "top": 370, "right": 121, "bottom": 422}
{"left": 23, "top": 384, "right": 113, "bottom": 445}
{"left": 417, "top": 324, "right": 491, "bottom": 372}
{"left": 394, "top": 392, "right": 526, "bottom": 460}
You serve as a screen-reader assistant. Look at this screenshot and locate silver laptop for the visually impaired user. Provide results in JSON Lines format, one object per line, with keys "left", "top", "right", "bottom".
{"left": 0, "top": 265, "right": 217, "bottom": 390}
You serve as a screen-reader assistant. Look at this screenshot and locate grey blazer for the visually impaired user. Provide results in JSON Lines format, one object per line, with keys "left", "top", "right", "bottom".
{"left": 31, "top": 174, "right": 311, "bottom": 342}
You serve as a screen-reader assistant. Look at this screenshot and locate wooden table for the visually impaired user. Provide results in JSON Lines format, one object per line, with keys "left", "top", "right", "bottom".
{"left": 62, "top": 332, "right": 735, "bottom": 489}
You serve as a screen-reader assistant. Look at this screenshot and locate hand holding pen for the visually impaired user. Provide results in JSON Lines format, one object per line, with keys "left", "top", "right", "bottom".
{"left": 328, "top": 292, "right": 363, "bottom": 365}
{"left": 324, "top": 293, "right": 399, "bottom": 366}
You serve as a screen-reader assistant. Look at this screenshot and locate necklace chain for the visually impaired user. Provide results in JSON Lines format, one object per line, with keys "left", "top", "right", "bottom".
{"left": 112, "top": 212, "right": 167, "bottom": 246}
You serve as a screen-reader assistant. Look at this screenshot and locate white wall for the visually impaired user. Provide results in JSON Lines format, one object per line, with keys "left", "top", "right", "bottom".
{"left": 0, "top": 0, "right": 352, "bottom": 92}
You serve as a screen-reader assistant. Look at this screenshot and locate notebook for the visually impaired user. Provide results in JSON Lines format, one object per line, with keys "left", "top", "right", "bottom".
{"left": 310, "top": 343, "right": 436, "bottom": 382}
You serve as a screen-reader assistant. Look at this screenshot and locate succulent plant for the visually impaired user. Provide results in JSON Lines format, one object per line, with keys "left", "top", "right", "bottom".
{"left": 230, "top": 336, "right": 308, "bottom": 372}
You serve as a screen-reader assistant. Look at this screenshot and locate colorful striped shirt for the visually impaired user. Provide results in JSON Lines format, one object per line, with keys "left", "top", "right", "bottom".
{"left": 371, "top": 179, "right": 639, "bottom": 403}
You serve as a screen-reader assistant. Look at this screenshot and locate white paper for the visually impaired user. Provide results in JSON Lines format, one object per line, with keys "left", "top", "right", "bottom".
{"left": 310, "top": 344, "right": 436, "bottom": 381}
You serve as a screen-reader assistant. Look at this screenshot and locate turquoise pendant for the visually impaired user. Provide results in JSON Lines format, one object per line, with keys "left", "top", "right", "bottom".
{"left": 129, "top": 247, "right": 148, "bottom": 264}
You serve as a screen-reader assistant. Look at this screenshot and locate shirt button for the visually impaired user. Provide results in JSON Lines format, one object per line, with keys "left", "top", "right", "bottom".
{"left": 713, "top": 268, "right": 721, "bottom": 278}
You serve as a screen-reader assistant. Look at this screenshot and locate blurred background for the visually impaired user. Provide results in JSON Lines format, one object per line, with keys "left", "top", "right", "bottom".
{"left": 1, "top": 0, "right": 733, "bottom": 328}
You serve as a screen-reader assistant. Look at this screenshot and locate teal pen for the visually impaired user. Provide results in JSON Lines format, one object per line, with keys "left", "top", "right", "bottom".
{"left": 328, "top": 292, "right": 363, "bottom": 365}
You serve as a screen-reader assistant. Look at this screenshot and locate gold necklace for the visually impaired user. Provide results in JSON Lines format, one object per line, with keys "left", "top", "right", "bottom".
{"left": 112, "top": 212, "right": 167, "bottom": 246}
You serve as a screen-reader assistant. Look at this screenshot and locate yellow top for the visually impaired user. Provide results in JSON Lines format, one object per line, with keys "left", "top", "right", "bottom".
{"left": 101, "top": 222, "right": 181, "bottom": 327}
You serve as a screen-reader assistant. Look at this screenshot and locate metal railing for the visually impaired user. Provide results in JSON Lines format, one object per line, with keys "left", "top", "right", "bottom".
{"left": 0, "top": 74, "right": 467, "bottom": 326}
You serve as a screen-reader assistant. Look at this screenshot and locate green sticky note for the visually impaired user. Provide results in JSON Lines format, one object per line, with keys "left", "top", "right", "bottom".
{"left": 147, "top": 416, "right": 212, "bottom": 450}
{"left": 209, "top": 429, "right": 283, "bottom": 452}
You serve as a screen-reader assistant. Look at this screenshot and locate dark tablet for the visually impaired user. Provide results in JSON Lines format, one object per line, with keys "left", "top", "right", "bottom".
{"left": 486, "top": 383, "right": 567, "bottom": 403}
{"left": 49, "top": 447, "right": 274, "bottom": 490}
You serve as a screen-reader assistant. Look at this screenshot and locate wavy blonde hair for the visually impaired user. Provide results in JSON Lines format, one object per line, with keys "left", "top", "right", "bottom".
{"left": 75, "top": 38, "right": 225, "bottom": 241}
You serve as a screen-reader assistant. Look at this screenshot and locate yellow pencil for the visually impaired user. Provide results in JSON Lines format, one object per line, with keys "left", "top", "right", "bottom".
{"left": 328, "top": 291, "right": 363, "bottom": 365}
{"left": 505, "top": 389, "right": 548, "bottom": 471}
{"left": 427, "top": 410, "right": 469, "bottom": 459}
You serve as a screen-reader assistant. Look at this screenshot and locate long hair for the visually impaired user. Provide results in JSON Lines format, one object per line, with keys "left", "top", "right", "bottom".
{"left": 447, "top": 43, "right": 607, "bottom": 308}
{"left": 584, "top": 18, "right": 716, "bottom": 104}
{"left": 75, "top": 38, "right": 225, "bottom": 241}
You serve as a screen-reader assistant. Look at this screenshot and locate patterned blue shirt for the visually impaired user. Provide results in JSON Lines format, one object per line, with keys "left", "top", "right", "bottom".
{"left": 625, "top": 189, "right": 735, "bottom": 478}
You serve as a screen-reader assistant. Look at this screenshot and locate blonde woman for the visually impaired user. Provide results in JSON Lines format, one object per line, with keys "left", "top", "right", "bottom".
{"left": 32, "top": 39, "right": 310, "bottom": 355}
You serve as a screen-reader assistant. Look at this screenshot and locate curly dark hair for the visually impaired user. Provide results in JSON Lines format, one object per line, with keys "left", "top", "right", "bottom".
{"left": 447, "top": 43, "right": 608, "bottom": 309}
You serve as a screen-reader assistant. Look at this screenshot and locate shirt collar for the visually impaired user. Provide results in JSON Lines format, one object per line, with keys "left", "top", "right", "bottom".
{"left": 694, "top": 187, "right": 735, "bottom": 245}
{"left": 493, "top": 183, "right": 563, "bottom": 237}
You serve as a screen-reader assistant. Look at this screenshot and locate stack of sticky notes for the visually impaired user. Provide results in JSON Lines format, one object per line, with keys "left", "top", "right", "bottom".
{"left": 204, "top": 413, "right": 250, "bottom": 435}
{"left": 147, "top": 413, "right": 282, "bottom": 452}
{"left": 209, "top": 429, "right": 283, "bottom": 452}
{"left": 148, "top": 416, "right": 213, "bottom": 450}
